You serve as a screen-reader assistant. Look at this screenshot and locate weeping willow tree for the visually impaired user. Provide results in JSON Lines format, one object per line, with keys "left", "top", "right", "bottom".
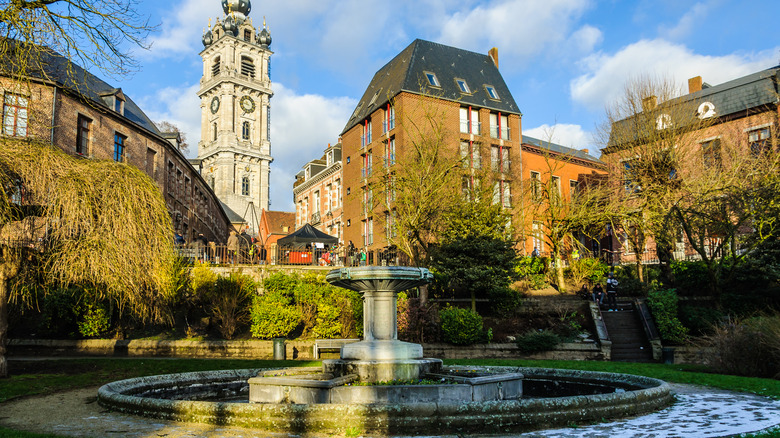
{"left": 0, "top": 138, "right": 178, "bottom": 377}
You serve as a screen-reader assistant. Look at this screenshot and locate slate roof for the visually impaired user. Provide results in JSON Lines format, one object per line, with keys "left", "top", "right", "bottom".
{"left": 3, "top": 41, "right": 161, "bottom": 135}
{"left": 523, "top": 135, "right": 603, "bottom": 164}
{"left": 686, "top": 66, "right": 780, "bottom": 117}
{"left": 342, "top": 39, "right": 520, "bottom": 135}
{"left": 608, "top": 65, "right": 780, "bottom": 149}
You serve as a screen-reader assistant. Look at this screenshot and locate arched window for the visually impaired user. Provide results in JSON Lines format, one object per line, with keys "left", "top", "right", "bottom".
{"left": 240, "top": 56, "right": 255, "bottom": 78}
{"left": 242, "top": 121, "right": 250, "bottom": 140}
{"left": 212, "top": 122, "right": 217, "bottom": 141}
{"left": 211, "top": 57, "right": 221, "bottom": 77}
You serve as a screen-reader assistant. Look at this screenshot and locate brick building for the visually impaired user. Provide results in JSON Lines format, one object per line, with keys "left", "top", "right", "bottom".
{"left": 520, "top": 135, "right": 606, "bottom": 255}
{"left": 292, "top": 142, "right": 343, "bottom": 241}
{"left": 601, "top": 66, "right": 780, "bottom": 262}
{"left": 340, "top": 39, "right": 522, "bottom": 253}
{"left": 1, "top": 45, "right": 230, "bottom": 243}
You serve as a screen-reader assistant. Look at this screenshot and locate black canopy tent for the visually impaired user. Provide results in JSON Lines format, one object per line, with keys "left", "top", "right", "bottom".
{"left": 277, "top": 223, "right": 338, "bottom": 249}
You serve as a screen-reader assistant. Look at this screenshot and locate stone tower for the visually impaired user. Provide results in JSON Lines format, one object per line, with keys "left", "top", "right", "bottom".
{"left": 197, "top": 0, "right": 273, "bottom": 232}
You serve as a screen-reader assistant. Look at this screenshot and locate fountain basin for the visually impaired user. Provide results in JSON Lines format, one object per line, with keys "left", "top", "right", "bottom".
{"left": 98, "top": 366, "right": 673, "bottom": 435}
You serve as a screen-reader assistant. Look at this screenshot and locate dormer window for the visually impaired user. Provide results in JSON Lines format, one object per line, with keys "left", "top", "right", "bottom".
{"left": 455, "top": 79, "right": 470, "bottom": 93}
{"left": 369, "top": 88, "right": 382, "bottom": 106}
{"left": 485, "top": 85, "right": 499, "bottom": 100}
{"left": 114, "top": 96, "right": 124, "bottom": 115}
{"left": 212, "top": 57, "right": 221, "bottom": 77}
{"left": 424, "top": 72, "right": 440, "bottom": 87}
{"left": 240, "top": 56, "right": 255, "bottom": 78}
{"left": 243, "top": 29, "right": 252, "bottom": 42}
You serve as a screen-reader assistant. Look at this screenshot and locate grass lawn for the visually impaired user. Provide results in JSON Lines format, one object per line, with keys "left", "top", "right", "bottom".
{"left": 0, "top": 358, "right": 778, "bottom": 438}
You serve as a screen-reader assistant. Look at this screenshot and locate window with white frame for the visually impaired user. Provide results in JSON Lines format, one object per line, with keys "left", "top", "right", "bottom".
{"left": 459, "top": 107, "right": 480, "bottom": 134}
{"left": 701, "top": 138, "right": 722, "bottom": 168}
{"left": 748, "top": 126, "right": 771, "bottom": 156}
{"left": 362, "top": 152, "right": 373, "bottom": 178}
{"left": 551, "top": 176, "right": 561, "bottom": 198}
{"left": 385, "top": 138, "right": 395, "bottom": 166}
{"left": 533, "top": 221, "right": 544, "bottom": 253}
{"left": 491, "top": 145, "right": 510, "bottom": 172}
{"left": 489, "top": 113, "right": 509, "bottom": 140}
{"left": 493, "top": 180, "right": 511, "bottom": 208}
{"left": 459, "top": 141, "right": 481, "bottom": 169}
{"left": 383, "top": 105, "right": 395, "bottom": 132}
{"left": 3, "top": 93, "right": 28, "bottom": 137}
{"left": 530, "top": 171, "right": 541, "bottom": 199}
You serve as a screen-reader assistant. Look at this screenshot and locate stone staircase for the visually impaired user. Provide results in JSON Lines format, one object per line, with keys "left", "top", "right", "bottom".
{"left": 602, "top": 301, "right": 655, "bottom": 362}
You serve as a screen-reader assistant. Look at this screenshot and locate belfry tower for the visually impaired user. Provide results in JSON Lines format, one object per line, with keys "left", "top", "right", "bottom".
{"left": 197, "top": 0, "right": 273, "bottom": 232}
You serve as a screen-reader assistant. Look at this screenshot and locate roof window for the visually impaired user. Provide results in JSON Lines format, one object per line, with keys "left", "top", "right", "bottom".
{"left": 424, "top": 72, "right": 440, "bottom": 87}
{"left": 485, "top": 85, "right": 499, "bottom": 100}
{"left": 456, "top": 79, "right": 470, "bottom": 93}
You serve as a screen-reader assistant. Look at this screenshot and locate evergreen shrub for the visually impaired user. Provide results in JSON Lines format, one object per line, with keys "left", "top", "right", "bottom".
{"left": 647, "top": 288, "right": 688, "bottom": 344}
{"left": 515, "top": 329, "right": 561, "bottom": 354}
{"left": 439, "top": 306, "right": 483, "bottom": 345}
{"left": 250, "top": 292, "right": 301, "bottom": 339}
{"left": 488, "top": 286, "right": 522, "bottom": 317}
{"left": 515, "top": 256, "right": 548, "bottom": 290}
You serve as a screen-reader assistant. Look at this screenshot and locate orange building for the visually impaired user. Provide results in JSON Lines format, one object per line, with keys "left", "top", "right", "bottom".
{"left": 520, "top": 136, "right": 606, "bottom": 255}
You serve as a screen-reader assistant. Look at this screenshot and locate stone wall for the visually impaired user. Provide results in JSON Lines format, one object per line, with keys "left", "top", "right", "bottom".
{"left": 8, "top": 339, "right": 603, "bottom": 361}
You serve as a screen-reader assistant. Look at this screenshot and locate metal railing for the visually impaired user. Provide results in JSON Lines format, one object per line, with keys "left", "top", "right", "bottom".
{"left": 177, "top": 244, "right": 410, "bottom": 267}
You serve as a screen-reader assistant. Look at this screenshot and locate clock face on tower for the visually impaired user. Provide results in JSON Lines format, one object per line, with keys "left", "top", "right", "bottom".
{"left": 210, "top": 96, "right": 220, "bottom": 114}
{"left": 240, "top": 95, "right": 255, "bottom": 113}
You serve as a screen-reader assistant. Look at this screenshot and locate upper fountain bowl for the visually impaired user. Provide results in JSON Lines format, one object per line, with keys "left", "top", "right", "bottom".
{"left": 326, "top": 266, "right": 433, "bottom": 293}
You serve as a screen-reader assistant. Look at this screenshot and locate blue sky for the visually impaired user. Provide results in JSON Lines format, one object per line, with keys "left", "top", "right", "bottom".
{"left": 108, "top": 0, "right": 780, "bottom": 211}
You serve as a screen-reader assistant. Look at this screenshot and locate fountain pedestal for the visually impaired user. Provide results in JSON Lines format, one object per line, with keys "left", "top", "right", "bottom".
{"left": 323, "top": 266, "right": 442, "bottom": 382}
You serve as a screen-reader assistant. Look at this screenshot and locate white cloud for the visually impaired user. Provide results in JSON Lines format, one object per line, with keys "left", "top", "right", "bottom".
{"left": 571, "top": 39, "right": 780, "bottom": 110}
{"left": 145, "top": 0, "right": 223, "bottom": 58}
{"left": 437, "top": 0, "right": 594, "bottom": 65}
{"left": 268, "top": 83, "right": 356, "bottom": 210}
{"left": 569, "top": 25, "right": 603, "bottom": 54}
{"left": 658, "top": 2, "right": 711, "bottom": 41}
{"left": 140, "top": 83, "right": 202, "bottom": 157}
{"left": 524, "top": 123, "right": 593, "bottom": 150}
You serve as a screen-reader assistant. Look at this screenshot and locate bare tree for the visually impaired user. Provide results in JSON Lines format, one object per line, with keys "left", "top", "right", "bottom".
{"left": 370, "top": 97, "right": 462, "bottom": 268}
{"left": 155, "top": 120, "right": 189, "bottom": 153}
{"left": 598, "top": 75, "right": 712, "bottom": 282}
{"left": 521, "top": 133, "right": 607, "bottom": 293}
{"left": 0, "top": 139, "right": 178, "bottom": 377}
{"left": 0, "top": 0, "right": 155, "bottom": 81}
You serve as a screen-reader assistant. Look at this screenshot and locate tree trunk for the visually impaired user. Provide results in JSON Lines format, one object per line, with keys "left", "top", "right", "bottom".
{"left": 635, "top": 260, "right": 644, "bottom": 283}
{"left": 418, "top": 284, "right": 428, "bottom": 305}
{"left": 0, "top": 274, "right": 8, "bottom": 378}
{"left": 0, "top": 252, "right": 22, "bottom": 378}
{"left": 554, "top": 252, "right": 566, "bottom": 293}
{"left": 470, "top": 289, "right": 476, "bottom": 312}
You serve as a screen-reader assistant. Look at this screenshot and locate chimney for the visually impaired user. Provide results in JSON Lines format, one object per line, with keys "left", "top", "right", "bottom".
{"left": 642, "top": 95, "right": 658, "bottom": 112}
{"left": 688, "top": 76, "right": 703, "bottom": 94}
{"left": 488, "top": 47, "right": 499, "bottom": 69}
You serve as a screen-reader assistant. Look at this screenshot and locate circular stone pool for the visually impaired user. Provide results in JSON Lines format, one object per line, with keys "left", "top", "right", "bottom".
{"left": 97, "top": 366, "right": 673, "bottom": 435}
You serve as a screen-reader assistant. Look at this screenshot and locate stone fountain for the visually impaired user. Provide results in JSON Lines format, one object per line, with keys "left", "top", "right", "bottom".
{"left": 321, "top": 266, "right": 441, "bottom": 381}
{"left": 97, "top": 266, "right": 674, "bottom": 435}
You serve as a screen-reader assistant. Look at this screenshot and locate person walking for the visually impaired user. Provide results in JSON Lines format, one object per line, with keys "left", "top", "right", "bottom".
{"left": 606, "top": 272, "right": 619, "bottom": 311}
{"left": 227, "top": 230, "right": 239, "bottom": 264}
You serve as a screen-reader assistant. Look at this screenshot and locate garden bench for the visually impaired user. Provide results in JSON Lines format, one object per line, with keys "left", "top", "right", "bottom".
{"left": 313, "top": 338, "right": 360, "bottom": 359}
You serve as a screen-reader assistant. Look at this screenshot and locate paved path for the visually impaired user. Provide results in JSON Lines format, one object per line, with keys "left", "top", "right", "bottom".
{"left": 0, "top": 384, "right": 778, "bottom": 437}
